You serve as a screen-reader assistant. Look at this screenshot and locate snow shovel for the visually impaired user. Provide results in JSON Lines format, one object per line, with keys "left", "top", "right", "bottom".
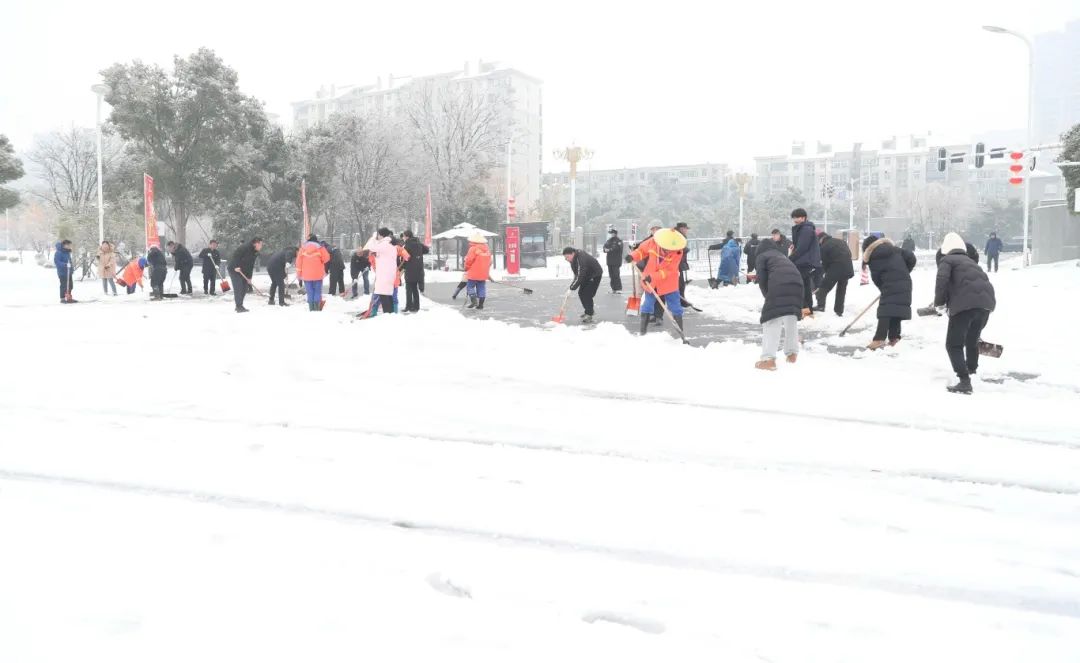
{"left": 625, "top": 265, "right": 641, "bottom": 315}
{"left": 977, "top": 340, "right": 1004, "bottom": 358}
{"left": 237, "top": 271, "right": 265, "bottom": 297}
{"left": 641, "top": 280, "right": 689, "bottom": 345}
{"left": 839, "top": 295, "right": 880, "bottom": 337}
{"left": 489, "top": 278, "right": 533, "bottom": 295}
{"left": 209, "top": 254, "right": 231, "bottom": 293}
{"left": 64, "top": 263, "right": 74, "bottom": 302}
{"left": 551, "top": 288, "right": 573, "bottom": 324}
{"left": 707, "top": 250, "right": 719, "bottom": 289}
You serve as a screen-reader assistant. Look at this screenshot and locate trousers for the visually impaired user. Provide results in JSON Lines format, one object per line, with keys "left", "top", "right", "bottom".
{"left": 607, "top": 262, "right": 622, "bottom": 292}
{"left": 816, "top": 274, "right": 849, "bottom": 314}
{"left": 761, "top": 315, "right": 799, "bottom": 359}
{"left": 405, "top": 279, "right": 421, "bottom": 312}
{"left": 178, "top": 266, "right": 193, "bottom": 294}
{"left": 873, "top": 317, "right": 903, "bottom": 342}
{"left": 269, "top": 273, "right": 286, "bottom": 304}
{"left": 577, "top": 277, "right": 602, "bottom": 315}
{"left": 203, "top": 271, "right": 217, "bottom": 294}
{"left": 946, "top": 308, "right": 990, "bottom": 379}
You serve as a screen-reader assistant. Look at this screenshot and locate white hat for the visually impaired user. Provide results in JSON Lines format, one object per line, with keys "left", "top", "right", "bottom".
{"left": 941, "top": 232, "right": 966, "bottom": 255}
{"left": 468, "top": 234, "right": 488, "bottom": 244}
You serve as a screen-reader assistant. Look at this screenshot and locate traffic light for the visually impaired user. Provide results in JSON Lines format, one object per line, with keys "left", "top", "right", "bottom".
{"left": 1009, "top": 151, "right": 1024, "bottom": 185}
{"left": 937, "top": 147, "right": 947, "bottom": 172}
{"left": 974, "top": 142, "right": 985, "bottom": 169}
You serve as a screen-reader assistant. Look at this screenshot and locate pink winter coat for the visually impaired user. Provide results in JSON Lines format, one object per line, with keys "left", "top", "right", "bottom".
{"left": 365, "top": 236, "right": 401, "bottom": 296}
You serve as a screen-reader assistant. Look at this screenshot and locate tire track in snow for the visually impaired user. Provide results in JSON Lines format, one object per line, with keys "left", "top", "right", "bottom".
{"left": 2, "top": 467, "right": 1078, "bottom": 620}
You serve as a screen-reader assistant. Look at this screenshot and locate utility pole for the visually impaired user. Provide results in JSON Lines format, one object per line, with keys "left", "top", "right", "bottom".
{"left": 553, "top": 145, "right": 593, "bottom": 237}
{"left": 91, "top": 83, "right": 111, "bottom": 245}
{"left": 735, "top": 173, "right": 751, "bottom": 237}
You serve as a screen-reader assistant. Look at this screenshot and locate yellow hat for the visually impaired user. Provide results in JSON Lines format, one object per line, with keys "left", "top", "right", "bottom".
{"left": 468, "top": 233, "right": 488, "bottom": 244}
{"left": 654, "top": 228, "right": 687, "bottom": 251}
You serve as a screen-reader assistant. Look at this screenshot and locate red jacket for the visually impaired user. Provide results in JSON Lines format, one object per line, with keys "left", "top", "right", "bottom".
{"left": 464, "top": 244, "right": 492, "bottom": 281}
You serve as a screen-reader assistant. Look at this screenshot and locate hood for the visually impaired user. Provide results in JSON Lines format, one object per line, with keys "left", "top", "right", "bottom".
{"left": 100, "top": 245, "right": 112, "bottom": 254}
{"left": 55, "top": 241, "right": 67, "bottom": 252}
{"left": 138, "top": 258, "right": 148, "bottom": 269}
{"left": 940, "top": 232, "right": 966, "bottom": 255}
{"left": 861, "top": 237, "right": 893, "bottom": 263}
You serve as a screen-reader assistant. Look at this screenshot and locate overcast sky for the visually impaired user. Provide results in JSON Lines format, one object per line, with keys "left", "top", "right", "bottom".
{"left": 2, "top": 0, "right": 1076, "bottom": 172}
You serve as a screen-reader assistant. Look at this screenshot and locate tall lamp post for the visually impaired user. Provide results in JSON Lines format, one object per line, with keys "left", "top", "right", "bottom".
{"left": 91, "top": 83, "right": 111, "bottom": 245}
{"left": 553, "top": 145, "right": 592, "bottom": 236}
{"left": 983, "top": 25, "right": 1033, "bottom": 266}
{"left": 735, "top": 173, "right": 751, "bottom": 237}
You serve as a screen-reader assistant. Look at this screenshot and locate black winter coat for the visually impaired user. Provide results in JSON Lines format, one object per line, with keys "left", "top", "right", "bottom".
{"left": 569, "top": 251, "right": 604, "bottom": 289}
{"left": 267, "top": 248, "right": 296, "bottom": 278}
{"left": 819, "top": 235, "right": 855, "bottom": 280}
{"left": 754, "top": 239, "right": 804, "bottom": 323}
{"left": 402, "top": 237, "right": 429, "bottom": 280}
{"left": 772, "top": 235, "right": 792, "bottom": 254}
{"left": 934, "top": 251, "right": 996, "bottom": 316}
{"left": 328, "top": 248, "right": 345, "bottom": 273}
{"left": 602, "top": 236, "right": 624, "bottom": 265}
{"left": 147, "top": 247, "right": 167, "bottom": 271}
{"left": 198, "top": 248, "right": 221, "bottom": 275}
{"left": 350, "top": 252, "right": 370, "bottom": 279}
{"left": 862, "top": 239, "right": 916, "bottom": 320}
{"left": 901, "top": 237, "right": 916, "bottom": 252}
{"left": 172, "top": 244, "right": 193, "bottom": 271}
{"left": 936, "top": 243, "right": 979, "bottom": 265}
{"left": 229, "top": 242, "right": 259, "bottom": 279}
{"left": 789, "top": 221, "right": 822, "bottom": 269}
{"left": 743, "top": 238, "right": 760, "bottom": 270}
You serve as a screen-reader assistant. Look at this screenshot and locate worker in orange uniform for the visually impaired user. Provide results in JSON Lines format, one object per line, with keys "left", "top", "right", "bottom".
{"left": 626, "top": 227, "right": 686, "bottom": 336}
{"left": 463, "top": 233, "right": 492, "bottom": 310}
{"left": 296, "top": 234, "right": 331, "bottom": 311}
{"left": 116, "top": 257, "right": 148, "bottom": 295}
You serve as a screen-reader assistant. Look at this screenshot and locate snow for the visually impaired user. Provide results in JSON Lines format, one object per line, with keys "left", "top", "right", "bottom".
{"left": 1, "top": 249, "right": 1079, "bottom": 662}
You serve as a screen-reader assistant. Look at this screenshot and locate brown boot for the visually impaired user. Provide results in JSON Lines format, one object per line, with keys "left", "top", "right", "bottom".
{"left": 755, "top": 358, "right": 777, "bottom": 371}
{"left": 887, "top": 337, "right": 901, "bottom": 347}
{"left": 866, "top": 340, "right": 886, "bottom": 351}
{"left": 786, "top": 353, "right": 798, "bottom": 364}
{"left": 801, "top": 307, "right": 813, "bottom": 318}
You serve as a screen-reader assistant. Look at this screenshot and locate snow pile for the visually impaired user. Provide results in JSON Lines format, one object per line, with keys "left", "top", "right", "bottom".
{"left": 0, "top": 254, "right": 1078, "bottom": 662}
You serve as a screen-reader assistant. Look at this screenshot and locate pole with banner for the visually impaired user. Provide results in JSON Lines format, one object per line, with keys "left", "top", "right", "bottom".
{"left": 505, "top": 225, "right": 520, "bottom": 276}
{"left": 301, "top": 179, "right": 310, "bottom": 246}
{"left": 143, "top": 174, "right": 161, "bottom": 251}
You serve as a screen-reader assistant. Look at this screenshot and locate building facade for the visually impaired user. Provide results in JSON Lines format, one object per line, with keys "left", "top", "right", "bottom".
{"left": 542, "top": 162, "right": 731, "bottom": 203}
{"left": 1033, "top": 19, "right": 1080, "bottom": 147}
{"left": 292, "top": 61, "right": 543, "bottom": 220}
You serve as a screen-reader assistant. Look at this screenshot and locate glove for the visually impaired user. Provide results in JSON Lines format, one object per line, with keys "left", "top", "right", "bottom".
{"left": 624, "top": 255, "right": 633, "bottom": 263}
{"left": 643, "top": 275, "right": 652, "bottom": 285}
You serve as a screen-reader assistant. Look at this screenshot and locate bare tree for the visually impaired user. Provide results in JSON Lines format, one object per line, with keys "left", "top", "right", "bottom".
{"left": 330, "top": 115, "right": 414, "bottom": 241}
{"left": 26, "top": 126, "right": 121, "bottom": 215}
{"left": 403, "top": 79, "right": 510, "bottom": 228}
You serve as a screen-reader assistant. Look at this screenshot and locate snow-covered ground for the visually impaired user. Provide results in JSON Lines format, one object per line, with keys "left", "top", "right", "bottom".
{"left": 1, "top": 250, "right": 1079, "bottom": 662}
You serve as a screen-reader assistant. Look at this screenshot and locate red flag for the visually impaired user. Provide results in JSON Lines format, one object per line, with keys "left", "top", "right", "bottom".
{"left": 301, "top": 179, "right": 310, "bottom": 244}
{"left": 143, "top": 174, "right": 161, "bottom": 250}
{"left": 424, "top": 185, "right": 433, "bottom": 246}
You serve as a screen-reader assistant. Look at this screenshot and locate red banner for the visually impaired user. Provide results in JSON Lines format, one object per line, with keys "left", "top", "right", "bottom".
{"left": 301, "top": 179, "right": 310, "bottom": 244}
{"left": 424, "top": 185, "right": 433, "bottom": 246}
{"left": 143, "top": 174, "right": 161, "bottom": 250}
{"left": 505, "top": 225, "right": 520, "bottom": 275}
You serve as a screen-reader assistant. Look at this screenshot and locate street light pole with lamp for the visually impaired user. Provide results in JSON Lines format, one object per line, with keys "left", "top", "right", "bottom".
{"left": 91, "top": 83, "right": 111, "bottom": 245}
{"left": 983, "top": 25, "right": 1033, "bottom": 266}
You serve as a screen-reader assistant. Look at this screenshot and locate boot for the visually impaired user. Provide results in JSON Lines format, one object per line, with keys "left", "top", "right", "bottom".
{"left": 267, "top": 297, "right": 276, "bottom": 306}
{"left": 673, "top": 315, "right": 684, "bottom": 332}
{"left": 467, "top": 296, "right": 478, "bottom": 309}
{"left": 309, "top": 301, "right": 317, "bottom": 312}
{"left": 887, "top": 337, "right": 901, "bottom": 347}
{"left": 477, "top": 297, "right": 485, "bottom": 310}
{"left": 755, "top": 358, "right": 777, "bottom": 371}
{"left": 947, "top": 378, "right": 973, "bottom": 394}
{"left": 639, "top": 316, "right": 649, "bottom": 335}
{"left": 279, "top": 300, "right": 289, "bottom": 307}
{"left": 581, "top": 314, "right": 594, "bottom": 324}
{"left": 866, "top": 339, "right": 886, "bottom": 351}
{"left": 786, "top": 353, "right": 798, "bottom": 364}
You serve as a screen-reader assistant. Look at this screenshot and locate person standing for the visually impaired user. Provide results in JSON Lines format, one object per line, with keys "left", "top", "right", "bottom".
{"left": 743, "top": 233, "right": 760, "bottom": 278}
{"left": 266, "top": 246, "right": 298, "bottom": 306}
{"left": 675, "top": 222, "right": 692, "bottom": 298}
{"left": 296, "top": 235, "right": 330, "bottom": 312}
{"left": 350, "top": 249, "right": 371, "bottom": 297}
{"left": 365, "top": 228, "right": 407, "bottom": 314}
{"left": 198, "top": 241, "right": 221, "bottom": 295}
{"left": 753, "top": 239, "right": 804, "bottom": 369}
{"left": 54, "top": 240, "right": 75, "bottom": 303}
{"left": 147, "top": 245, "right": 168, "bottom": 300}
{"left": 96, "top": 241, "right": 118, "bottom": 296}
{"left": 861, "top": 236, "right": 917, "bottom": 349}
{"left": 984, "top": 232, "right": 1003, "bottom": 272}
{"left": 401, "top": 230, "right": 429, "bottom": 313}
{"left": 166, "top": 241, "right": 194, "bottom": 294}
{"left": 228, "top": 237, "right": 263, "bottom": 313}
{"left": 626, "top": 228, "right": 686, "bottom": 335}
{"left": 562, "top": 247, "right": 604, "bottom": 323}
{"left": 788, "top": 208, "right": 822, "bottom": 317}
{"left": 814, "top": 232, "right": 855, "bottom": 315}
{"left": 901, "top": 235, "right": 916, "bottom": 253}
{"left": 770, "top": 228, "right": 792, "bottom": 254}
{"left": 602, "top": 229, "right": 624, "bottom": 293}
{"left": 463, "top": 233, "right": 492, "bottom": 310}
{"left": 327, "top": 245, "right": 346, "bottom": 296}
{"left": 709, "top": 231, "right": 741, "bottom": 286}
{"left": 935, "top": 233, "right": 997, "bottom": 394}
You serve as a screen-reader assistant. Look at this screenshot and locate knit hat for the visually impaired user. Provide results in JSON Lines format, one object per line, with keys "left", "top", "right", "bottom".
{"left": 940, "top": 232, "right": 966, "bottom": 255}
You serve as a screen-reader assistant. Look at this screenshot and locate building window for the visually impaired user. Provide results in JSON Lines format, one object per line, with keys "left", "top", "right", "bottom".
{"left": 770, "top": 162, "right": 787, "bottom": 172}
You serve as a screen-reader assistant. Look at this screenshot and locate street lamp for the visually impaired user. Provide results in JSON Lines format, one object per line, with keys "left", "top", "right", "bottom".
{"left": 983, "top": 25, "right": 1033, "bottom": 266}
{"left": 552, "top": 145, "right": 593, "bottom": 236}
{"left": 91, "top": 82, "right": 111, "bottom": 245}
{"left": 848, "top": 173, "right": 876, "bottom": 234}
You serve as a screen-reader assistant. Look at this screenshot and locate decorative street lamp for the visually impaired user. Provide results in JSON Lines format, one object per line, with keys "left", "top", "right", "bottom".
{"left": 91, "top": 82, "right": 112, "bottom": 245}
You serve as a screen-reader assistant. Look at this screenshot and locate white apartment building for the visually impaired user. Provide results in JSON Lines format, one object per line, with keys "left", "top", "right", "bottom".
{"left": 1033, "top": 19, "right": 1080, "bottom": 147}
{"left": 292, "top": 60, "right": 543, "bottom": 219}
{"left": 542, "top": 163, "right": 731, "bottom": 202}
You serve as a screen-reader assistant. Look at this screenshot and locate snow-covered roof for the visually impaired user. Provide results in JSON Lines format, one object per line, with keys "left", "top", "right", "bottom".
{"left": 431, "top": 223, "right": 498, "bottom": 241}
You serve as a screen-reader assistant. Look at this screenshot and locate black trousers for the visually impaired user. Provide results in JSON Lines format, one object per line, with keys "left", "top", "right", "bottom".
{"left": 816, "top": 274, "right": 849, "bottom": 314}
{"left": 231, "top": 273, "right": 247, "bottom": 310}
{"left": 873, "top": 317, "right": 903, "bottom": 342}
{"left": 607, "top": 262, "right": 622, "bottom": 292}
{"left": 577, "top": 277, "right": 602, "bottom": 315}
{"left": 150, "top": 266, "right": 166, "bottom": 294}
{"left": 946, "top": 308, "right": 990, "bottom": 379}
{"left": 203, "top": 271, "right": 216, "bottom": 294}
{"left": 405, "top": 279, "right": 421, "bottom": 312}
{"left": 986, "top": 254, "right": 999, "bottom": 272}
{"left": 328, "top": 269, "right": 345, "bottom": 295}
{"left": 176, "top": 267, "right": 192, "bottom": 293}
{"left": 378, "top": 294, "right": 394, "bottom": 313}
{"left": 57, "top": 271, "right": 73, "bottom": 300}
{"left": 798, "top": 265, "right": 815, "bottom": 309}
{"left": 268, "top": 273, "right": 286, "bottom": 304}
